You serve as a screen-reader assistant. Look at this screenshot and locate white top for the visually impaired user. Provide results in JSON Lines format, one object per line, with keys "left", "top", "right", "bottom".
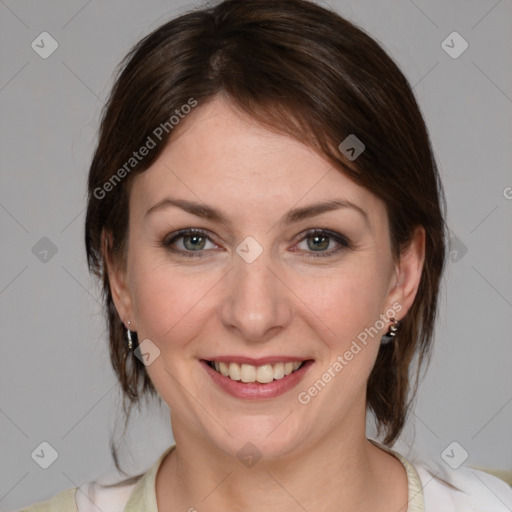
{"left": 16, "top": 441, "right": 512, "bottom": 511}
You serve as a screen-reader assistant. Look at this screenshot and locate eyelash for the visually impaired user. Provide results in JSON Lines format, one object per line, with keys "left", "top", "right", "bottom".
{"left": 161, "top": 228, "right": 353, "bottom": 259}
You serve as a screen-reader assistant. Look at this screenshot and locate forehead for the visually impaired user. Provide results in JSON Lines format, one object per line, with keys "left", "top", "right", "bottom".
{"left": 130, "top": 97, "right": 388, "bottom": 230}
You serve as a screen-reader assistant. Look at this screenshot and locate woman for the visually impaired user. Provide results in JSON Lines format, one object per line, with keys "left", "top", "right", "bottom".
{"left": 17, "top": 0, "right": 512, "bottom": 510}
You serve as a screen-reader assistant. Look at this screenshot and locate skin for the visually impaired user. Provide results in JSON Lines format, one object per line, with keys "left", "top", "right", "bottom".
{"left": 107, "top": 96, "right": 425, "bottom": 511}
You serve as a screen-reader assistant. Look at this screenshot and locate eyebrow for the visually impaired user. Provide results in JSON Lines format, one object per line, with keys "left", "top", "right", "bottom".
{"left": 144, "top": 197, "right": 369, "bottom": 227}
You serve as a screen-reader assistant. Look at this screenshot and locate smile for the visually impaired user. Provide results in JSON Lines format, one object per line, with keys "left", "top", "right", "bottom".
{"left": 207, "top": 360, "right": 304, "bottom": 383}
{"left": 201, "top": 358, "right": 314, "bottom": 400}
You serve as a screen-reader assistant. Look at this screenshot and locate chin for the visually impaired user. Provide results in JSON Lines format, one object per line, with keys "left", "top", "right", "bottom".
{"left": 204, "top": 414, "right": 308, "bottom": 463}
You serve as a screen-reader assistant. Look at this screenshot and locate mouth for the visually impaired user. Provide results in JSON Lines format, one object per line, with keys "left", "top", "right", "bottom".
{"left": 206, "top": 360, "right": 306, "bottom": 383}
{"left": 200, "top": 357, "right": 314, "bottom": 400}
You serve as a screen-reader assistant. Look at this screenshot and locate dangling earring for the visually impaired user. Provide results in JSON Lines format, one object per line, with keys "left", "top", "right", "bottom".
{"left": 126, "top": 321, "right": 133, "bottom": 351}
{"left": 381, "top": 318, "right": 401, "bottom": 345}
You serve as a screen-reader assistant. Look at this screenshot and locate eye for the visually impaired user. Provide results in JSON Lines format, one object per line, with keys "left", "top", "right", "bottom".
{"left": 162, "top": 228, "right": 218, "bottom": 257}
{"left": 161, "top": 228, "right": 353, "bottom": 259}
{"left": 294, "top": 229, "right": 353, "bottom": 258}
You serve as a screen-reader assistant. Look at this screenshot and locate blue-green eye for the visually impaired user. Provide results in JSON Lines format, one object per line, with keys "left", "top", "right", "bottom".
{"left": 295, "top": 229, "right": 352, "bottom": 258}
{"left": 162, "top": 228, "right": 352, "bottom": 258}
{"left": 162, "top": 229, "right": 215, "bottom": 256}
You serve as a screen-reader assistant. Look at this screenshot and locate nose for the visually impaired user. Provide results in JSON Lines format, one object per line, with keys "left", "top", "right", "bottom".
{"left": 220, "top": 247, "right": 293, "bottom": 343}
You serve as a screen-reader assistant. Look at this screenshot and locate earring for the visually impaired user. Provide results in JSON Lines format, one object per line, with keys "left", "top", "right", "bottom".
{"left": 126, "top": 321, "right": 133, "bottom": 351}
{"left": 381, "top": 318, "right": 401, "bottom": 345}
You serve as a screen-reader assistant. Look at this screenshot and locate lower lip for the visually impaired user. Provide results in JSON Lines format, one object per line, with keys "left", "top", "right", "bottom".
{"left": 201, "top": 360, "right": 314, "bottom": 400}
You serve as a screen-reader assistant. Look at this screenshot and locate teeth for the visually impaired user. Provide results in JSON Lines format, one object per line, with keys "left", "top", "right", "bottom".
{"left": 273, "top": 362, "right": 285, "bottom": 380}
{"left": 256, "top": 364, "right": 274, "bottom": 383}
{"left": 240, "top": 364, "right": 256, "bottom": 382}
{"left": 228, "top": 362, "right": 241, "bottom": 381}
{"left": 211, "top": 360, "right": 304, "bottom": 383}
{"left": 219, "top": 361, "right": 230, "bottom": 377}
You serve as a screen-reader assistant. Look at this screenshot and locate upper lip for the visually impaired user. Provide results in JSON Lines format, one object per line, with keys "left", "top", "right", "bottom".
{"left": 203, "top": 356, "right": 312, "bottom": 366}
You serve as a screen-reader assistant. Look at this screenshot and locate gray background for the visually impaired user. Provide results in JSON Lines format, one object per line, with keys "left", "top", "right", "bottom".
{"left": 1, "top": 0, "right": 511, "bottom": 509}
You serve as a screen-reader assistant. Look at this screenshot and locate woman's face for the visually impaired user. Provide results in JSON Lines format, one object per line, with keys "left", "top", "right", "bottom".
{"left": 109, "top": 96, "right": 424, "bottom": 459}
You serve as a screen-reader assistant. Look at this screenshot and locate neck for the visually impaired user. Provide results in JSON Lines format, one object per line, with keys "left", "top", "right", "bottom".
{"left": 156, "top": 415, "right": 407, "bottom": 512}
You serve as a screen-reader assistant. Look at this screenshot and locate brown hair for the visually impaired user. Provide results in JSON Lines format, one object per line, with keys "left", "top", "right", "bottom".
{"left": 85, "top": 0, "right": 447, "bottom": 471}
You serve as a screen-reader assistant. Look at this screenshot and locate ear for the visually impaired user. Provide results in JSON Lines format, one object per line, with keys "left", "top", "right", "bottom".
{"left": 386, "top": 225, "right": 426, "bottom": 318}
{"left": 101, "top": 229, "right": 136, "bottom": 330}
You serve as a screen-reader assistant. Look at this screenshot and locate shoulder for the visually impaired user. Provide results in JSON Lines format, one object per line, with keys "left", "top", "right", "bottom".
{"left": 13, "top": 477, "right": 140, "bottom": 512}
{"left": 14, "top": 445, "right": 174, "bottom": 512}
{"left": 413, "top": 459, "right": 512, "bottom": 511}
{"left": 381, "top": 439, "right": 512, "bottom": 512}
{"left": 14, "top": 487, "right": 78, "bottom": 511}
{"left": 74, "top": 478, "right": 140, "bottom": 511}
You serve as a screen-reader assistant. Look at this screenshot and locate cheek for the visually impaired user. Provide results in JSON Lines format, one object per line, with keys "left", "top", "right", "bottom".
{"left": 127, "top": 251, "right": 220, "bottom": 344}
{"left": 297, "top": 261, "right": 390, "bottom": 343}
{"left": 296, "top": 261, "right": 391, "bottom": 393}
